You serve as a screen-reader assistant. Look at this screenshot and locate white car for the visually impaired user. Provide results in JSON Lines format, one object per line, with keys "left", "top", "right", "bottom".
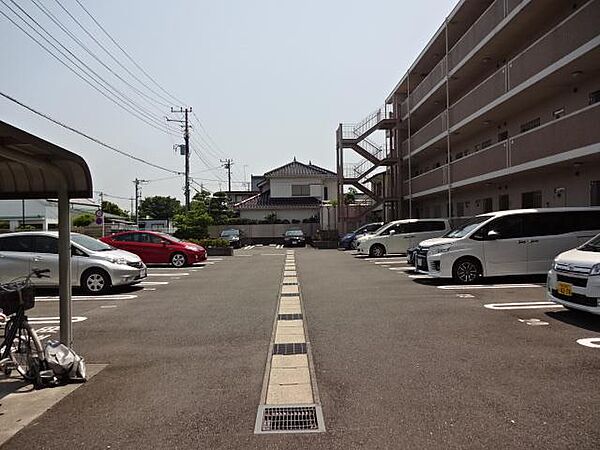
{"left": 356, "top": 219, "right": 450, "bottom": 257}
{"left": 547, "top": 233, "right": 600, "bottom": 315}
{"left": 416, "top": 208, "right": 600, "bottom": 283}
{"left": 0, "top": 232, "right": 147, "bottom": 294}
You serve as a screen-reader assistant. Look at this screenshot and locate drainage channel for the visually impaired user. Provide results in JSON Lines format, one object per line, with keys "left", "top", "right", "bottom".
{"left": 255, "top": 249, "right": 325, "bottom": 434}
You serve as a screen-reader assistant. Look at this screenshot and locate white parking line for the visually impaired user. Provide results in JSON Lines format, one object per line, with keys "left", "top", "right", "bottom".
{"left": 143, "top": 288, "right": 157, "bottom": 291}
{"left": 29, "top": 316, "right": 88, "bottom": 325}
{"left": 236, "top": 254, "right": 252, "bottom": 257}
{"left": 139, "top": 281, "right": 170, "bottom": 286}
{"left": 147, "top": 273, "right": 190, "bottom": 277}
{"left": 100, "top": 305, "right": 118, "bottom": 309}
{"left": 438, "top": 284, "right": 542, "bottom": 290}
{"left": 518, "top": 318, "right": 550, "bottom": 326}
{"left": 37, "top": 294, "right": 138, "bottom": 302}
{"left": 208, "top": 258, "right": 223, "bottom": 261}
{"left": 388, "top": 267, "right": 413, "bottom": 271}
{"left": 577, "top": 338, "right": 600, "bottom": 348}
{"left": 484, "top": 301, "right": 563, "bottom": 310}
{"left": 262, "top": 253, "right": 285, "bottom": 256}
{"left": 373, "top": 261, "right": 408, "bottom": 265}
{"left": 363, "top": 258, "right": 407, "bottom": 262}
{"left": 409, "top": 275, "right": 430, "bottom": 279}
{"left": 456, "top": 293, "right": 475, "bottom": 298}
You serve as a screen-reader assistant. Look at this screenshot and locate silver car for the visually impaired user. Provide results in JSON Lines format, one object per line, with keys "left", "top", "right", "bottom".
{"left": 0, "top": 232, "right": 147, "bottom": 294}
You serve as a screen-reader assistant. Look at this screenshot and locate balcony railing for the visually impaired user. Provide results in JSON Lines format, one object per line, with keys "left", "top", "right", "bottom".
{"left": 352, "top": 104, "right": 394, "bottom": 138}
{"left": 449, "top": 66, "right": 506, "bottom": 126}
{"left": 411, "top": 110, "right": 447, "bottom": 151}
{"left": 400, "top": 99, "right": 409, "bottom": 118}
{"left": 410, "top": 56, "right": 447, "bottom": 109}
{"left": 343, "top": 159, "right": 376, "bottom": 180}
{"left": 510, "top": 103, "right": 600, "bottom": 166}
{"left": 451, "top": 141, "right": 508, "bottom": 183}
{"left": 508, "top": 1, "right": 599, "bottom": 89}
{"left": 410, "top": 166, "right": 448, "bottom": 194}
{"left": 447, "top": 0, "right": 507, "bottom": 71}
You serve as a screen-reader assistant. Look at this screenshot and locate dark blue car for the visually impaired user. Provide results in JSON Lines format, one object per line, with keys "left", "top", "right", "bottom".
{"left": 339, "top": 222, "right": 384, "bottom": 250}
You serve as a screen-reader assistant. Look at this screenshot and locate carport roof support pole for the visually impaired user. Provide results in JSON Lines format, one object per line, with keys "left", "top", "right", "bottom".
{"left": 58, "top": 187, "right": 72, "bottom": 347}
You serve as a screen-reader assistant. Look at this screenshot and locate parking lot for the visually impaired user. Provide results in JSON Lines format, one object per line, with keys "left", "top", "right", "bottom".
{"left": 3, "top": 246, "right": 599, "bottom": 449}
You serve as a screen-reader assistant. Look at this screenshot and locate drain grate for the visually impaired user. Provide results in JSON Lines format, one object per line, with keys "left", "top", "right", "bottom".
{"left": 273, "top": 343, "right": 306, "bottom": 355}
{"left": 278, "top": 313, "right": 303, "bottom": 320}
{"left": 255, "top": 405, "right": 325, "bottom": 433}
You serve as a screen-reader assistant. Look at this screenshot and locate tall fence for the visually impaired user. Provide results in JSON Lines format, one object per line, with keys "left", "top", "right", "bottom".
{"left": 208, "top": 223, "right": 319, "bottom": 244}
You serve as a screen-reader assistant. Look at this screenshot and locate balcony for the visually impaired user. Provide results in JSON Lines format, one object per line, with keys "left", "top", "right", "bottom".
{"left": 447, "top": 0, "right": 507, "bottom": 72}
{"left": 411, "top": 110, "right": 447, "bottom": 152}
{"left": 510, "top": 104, "right": 600, "bottom": 166}
{"left": 508, "top": 1, "right": 599, "bottom": 89}
{"left": 449, "top": 66, "right": 506, "bottom": 127}
{"left": 410, "top": 166, "right": 448, "bottom": 194}
{"left": 410, "top": 57, "right": 447, "bottom": 110}
{"left": 451, "top": 141, "right": 508, "bottom": 183}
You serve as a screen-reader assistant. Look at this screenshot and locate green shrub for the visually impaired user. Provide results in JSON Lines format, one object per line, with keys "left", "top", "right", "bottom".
{"left": 189, "top": 238, "right": 230, "bottom": 248}
{"left": 73, "top": 213, "right": 95, "bottom": 227}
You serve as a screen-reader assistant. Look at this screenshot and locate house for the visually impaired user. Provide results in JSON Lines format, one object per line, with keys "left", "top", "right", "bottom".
{"left": 226, "top": 190, "right": 259, "bottom": 205}
{"left": 0, "top": 198, "right": 100, "bottom": 231}
{"left": 235, "top": 159, "right": 337, "bottom": 222}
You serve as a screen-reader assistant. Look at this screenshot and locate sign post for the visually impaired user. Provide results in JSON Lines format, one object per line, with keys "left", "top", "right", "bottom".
{"left": 95, "top": 209, "right": 104, "bottom": 237}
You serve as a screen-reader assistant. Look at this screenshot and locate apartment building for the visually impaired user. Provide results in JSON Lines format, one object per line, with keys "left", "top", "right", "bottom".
{"left": 337, "top": 0, "right": 600, "bottom": 231}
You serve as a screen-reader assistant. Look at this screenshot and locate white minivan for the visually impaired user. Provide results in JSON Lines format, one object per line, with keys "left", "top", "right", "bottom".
{"left": 356, "top": 219, "right": 450, "bottom": 257}
{"left": 547, "top": 232, "right": 600, "bottom": 315}
{"left": 416, "top": 208, "right": 600, "bottom": 283}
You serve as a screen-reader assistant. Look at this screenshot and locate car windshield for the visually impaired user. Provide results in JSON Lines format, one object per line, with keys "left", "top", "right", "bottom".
{"left": 443, "top": 215, "right": 491, "bottom": 238}
{"left": 71, "top": 234, "right": 114, "bottom": 252}
{"left": 579, "top": 233, "right": 600, "bottom": 252}
{"left": 220, "top": 229, "right": 239, "bottom": 237}
{"left": 286, "top": 230, "right": 304, "bottom": 237}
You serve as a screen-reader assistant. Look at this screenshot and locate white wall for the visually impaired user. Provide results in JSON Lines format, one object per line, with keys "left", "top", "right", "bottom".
{"left": 269, "top": 177, "right": 336, "bottom": 199}
{"left": 239, "top": 208, "right": 319, "bottom": 222}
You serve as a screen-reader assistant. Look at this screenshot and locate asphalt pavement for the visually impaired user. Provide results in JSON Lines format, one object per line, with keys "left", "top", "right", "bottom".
{"left": 2, "top": 247, "right": 599, "bottom": 449}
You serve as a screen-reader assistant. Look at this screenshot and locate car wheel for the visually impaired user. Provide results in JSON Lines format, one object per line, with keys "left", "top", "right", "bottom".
{"left": 170, "top": 252, "right": 187, "bottom": 268}
{"left": 452, "top": 257, "right": 482, "bottom": 284}
{"left": 81, "top": 269, "right": 111, "bottom": 295}
{"left": 369, "top": 244, "right": 386, "bottom": 258}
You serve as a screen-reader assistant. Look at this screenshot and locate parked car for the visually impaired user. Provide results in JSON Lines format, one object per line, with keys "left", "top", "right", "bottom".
{"left": 416, "top": 207, "right": 600, "bottom": 284}
{"left": 220, "top": 228, "right": 242, "bottom": 248}
{"left": 0, "top": 232, "right": 146, "bottom": 294}
{"left": 283, "top": 229, "right": 306, "bottom": 247}
{"left": 100, "top": 231, "right": 206, "bottom": 267}
{"left": 547, "top": 232, "right": 600, "bottom": 315}
{"left": 339, "top": 222, "right": 384, "bottom": 250}
{"left": 356, "top": 219, "right": 450, "bottom": 257}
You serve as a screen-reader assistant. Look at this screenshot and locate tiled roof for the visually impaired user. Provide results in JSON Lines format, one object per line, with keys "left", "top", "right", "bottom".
{"left": 264, "top": 160, "right": 336, "bottom": 178}
{"left": 235, "top": 191, "right": 321, "bottom": 210}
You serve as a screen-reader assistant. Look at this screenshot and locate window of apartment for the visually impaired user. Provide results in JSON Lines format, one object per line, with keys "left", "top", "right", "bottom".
{"left": 589, "top": 90, "right": 600, "bottom": 105}
{"left": 522, "top": 190, "right": 542, "bottom": 208}
{"left": 552, "top": 108, "right": 565, "bottom": 120}
{"left": 291, "top": 185, "right": 310, "bottom": 196}
{"left": 482, "top": 197, "right": 493, "bottom": 213}
{"left": 481, "top": 139, "right": 492, "bottom": 150}
{"left": 499, "top": 194, "right": 509, "bottom": 211}
{"left": 520, "top": 118, "right": 541, "bottom": 134}
{"left": 456, "top": 202, "right": 465, "bottom": 217}
{"left": 497, "top": 131, "right": 508, "bottom": 142}
{"left": 323, "top": 186, "right": 329, "bottom": 200}
{"left": 591, "top": 180, "right": 600, "bottom": 206}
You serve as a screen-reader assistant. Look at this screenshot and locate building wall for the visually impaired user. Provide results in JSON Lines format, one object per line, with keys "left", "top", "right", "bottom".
{"left": 269, "top": 177, "right": 337, "bottom": 200}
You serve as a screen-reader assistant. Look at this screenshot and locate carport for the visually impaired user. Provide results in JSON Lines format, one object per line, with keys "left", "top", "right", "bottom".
{"left": 0, "top": 120, "right": 93, "bottom": 347}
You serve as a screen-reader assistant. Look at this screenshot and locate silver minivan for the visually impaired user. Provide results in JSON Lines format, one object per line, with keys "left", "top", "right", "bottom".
{"left": 0, "top": 232, "right": 147, "bottom": 294}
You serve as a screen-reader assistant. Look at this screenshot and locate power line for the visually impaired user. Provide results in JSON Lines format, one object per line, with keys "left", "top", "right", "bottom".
{"left": 0, "top": 90, "right": 183, "bottom": 175}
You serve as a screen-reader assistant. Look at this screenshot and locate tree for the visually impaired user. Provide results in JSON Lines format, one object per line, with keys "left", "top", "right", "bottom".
{"left": 102, "top": 200, "right": 127, "bottom": 217}
{"left": 138, "top": 196, "right": 182, "bottom": 220}
{"left": 344, "top": 187, "right": 358, "bottom": 205}
{"left": 208, "top": 191, "right": 234, "bottom": 223}
{"left": 173, "top": 194, "right": 213, "bottom": 240}
{"left": 73, "top": 213, "right": 95, "bottom": 227}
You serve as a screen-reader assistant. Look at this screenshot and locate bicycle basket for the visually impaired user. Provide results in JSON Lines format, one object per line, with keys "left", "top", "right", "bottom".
{"left": 0, "top": 286, "right": 35, "bottom": 316}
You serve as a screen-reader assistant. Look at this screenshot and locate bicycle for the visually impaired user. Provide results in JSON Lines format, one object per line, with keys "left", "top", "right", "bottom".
{"left": 0, "top": 268, "right": 50, "bottom": 381}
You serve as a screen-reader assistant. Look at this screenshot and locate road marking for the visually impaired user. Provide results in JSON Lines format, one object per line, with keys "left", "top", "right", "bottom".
{"left": 456, "top": 293, "right": 475, "bottom": 298}
{"left": 100, "top": 305, "right": 118, "bottom": 309}
{"left": 408, "top": 274, "right": 430, "bottom": 279}
{"left": 143, "top": 288, "right": 157, "bottom": 291}
{"left": 236, "top": 254, "right": 252, "bottom": 257}
{"left": 518, "top": 318, "right": 550, "bottom": 326}
{"left": 262, "top": 253, "right": 285, "bottom": 256}
{"left": 373, "top": 261, "right": 408, "bottom": 265}
{"left": 29, "top": 316, "right": 88, "bottom": 325}
{"left": 388, "top": 267, "right": 412, "bottom": 271}
{"left": 147, "top": 273, "right": 189, "bottom": 277}
{"left": 37, "top": 294, "right": 138, "bottom": 302}
{"left": 139, "top": 281, "right": 170, "bottom": 286}
{"left": 208, "top": 258, "right": 223, "bottom": 261}
{"left": 577, "top": 338, "right": 600, "bottom": 348}
{"left": 438, "top": 284, "right": 542, "bottom": 290}
{"left": 484, "top": 301, "right": 563, "bottom": 310}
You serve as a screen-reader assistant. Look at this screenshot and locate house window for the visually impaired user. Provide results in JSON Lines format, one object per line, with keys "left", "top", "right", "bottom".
{"left": 591, "top": 180, "right": 600, "bottom": 206}
{"left": 520, "top": 118, "right": 540, "bottom": 133}
{"left": 499, "top": 194, "right": 509, "bottom": 210}
{"left": 482, "top": 197, "right": 493, "bottom": 213}
{"left": 522, "top": 191, "right": 542, "bottom": 208}
{"left": 291, "top": 185, "right": 310, "bottom": 196}
{"left": 589, "top": 90, "right": 600, "bottom": 105}
{"left": 552, "top": 108, "right": 565, "bottom": 120}
{"left": 323, "top": 186, "right": 329, "bottom": 200}
{"left": 498, "top": 131, "right": 508, "bottom": 142}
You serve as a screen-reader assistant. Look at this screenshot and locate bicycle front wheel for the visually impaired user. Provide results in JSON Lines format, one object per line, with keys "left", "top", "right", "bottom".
{"left": 10, "top": 320, "right": 44, "bottom": 380}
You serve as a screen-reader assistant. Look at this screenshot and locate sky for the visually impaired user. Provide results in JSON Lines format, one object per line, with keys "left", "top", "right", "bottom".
{"left": 0, "top": 0, "right": 456, "bottom": 211}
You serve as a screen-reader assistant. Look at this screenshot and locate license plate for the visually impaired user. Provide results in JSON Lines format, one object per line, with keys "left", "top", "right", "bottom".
{"left": 140, "top": 268, "right": 147, "bottom": 278}
{"left": 557, "top": 282, "right": 572, "bottom": 296}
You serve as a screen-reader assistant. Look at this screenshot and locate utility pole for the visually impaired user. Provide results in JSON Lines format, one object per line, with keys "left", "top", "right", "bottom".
{"left": 168, "top": 107, "right": 192, "bottom": 210}
{"left": 133, "top": 178, "right": 148, "bottom": 227}
{"left": 99, "top": 191, "right": 105, "bottom": 237}
{"left": 221, "top": 158, "right": 234, "bottom": 199}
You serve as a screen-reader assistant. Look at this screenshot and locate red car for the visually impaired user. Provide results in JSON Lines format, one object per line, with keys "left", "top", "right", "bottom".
{"left": 100, "top": 231, "right": 206, "bottom": 267}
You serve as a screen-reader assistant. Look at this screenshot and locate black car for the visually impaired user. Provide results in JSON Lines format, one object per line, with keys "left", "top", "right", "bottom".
{"left": 220, "top": 228, "right": 242, "bottom": 248}
{"left": 283, "top": 230, "right": 306, "bottom": 247}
